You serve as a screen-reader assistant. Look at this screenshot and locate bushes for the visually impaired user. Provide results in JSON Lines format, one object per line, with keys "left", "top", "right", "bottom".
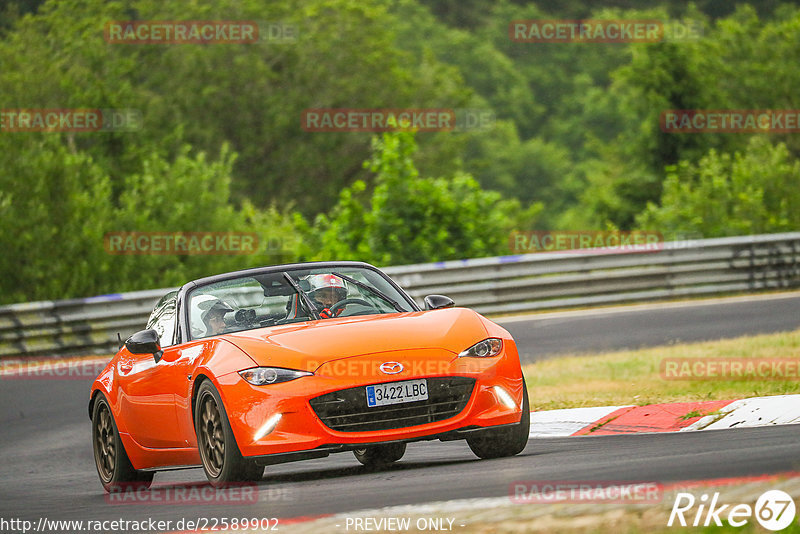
{"left": 637, "top": 137, "right": 800, "bottom": 237}
{"left": 309, "top": 128, "right": 539, "bottom": 265}
{"left": 0, "top": 128, "right": 529, "bottom": 303}
{"left": 0, "top": 137, "right": 298, "bottom": 303}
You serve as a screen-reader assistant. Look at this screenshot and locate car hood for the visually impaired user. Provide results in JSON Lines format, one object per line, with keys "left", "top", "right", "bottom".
{"left": 223, "top": 307, "right": 489, "bottom": 372}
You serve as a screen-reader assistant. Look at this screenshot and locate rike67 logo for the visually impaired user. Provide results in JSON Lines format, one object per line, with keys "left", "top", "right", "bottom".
{"left": 668, "top": 490, "right": 796, "bottom": 531}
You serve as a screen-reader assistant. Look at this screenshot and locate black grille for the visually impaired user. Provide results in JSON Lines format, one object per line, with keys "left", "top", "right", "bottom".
{"left": 309, "top": 377, "right": 475, "bottom": 432}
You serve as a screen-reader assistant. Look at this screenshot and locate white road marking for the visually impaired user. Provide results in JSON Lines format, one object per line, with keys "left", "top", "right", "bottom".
{"left": 681, "top": 395, "right": 800, "bottom": 431}
{"left": 529, "top": 405, "right": 633, "bottom": 437}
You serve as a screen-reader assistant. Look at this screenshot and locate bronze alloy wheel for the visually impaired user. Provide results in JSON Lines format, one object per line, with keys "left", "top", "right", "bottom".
{"left": 93, "top": 402, "right": 116, "bottom": 482}
{"left": 193, "top": 380, "right": 264, "bottom": 486}
{"left": 90, "top": 394, "right": 153, "bottom": 492}
{"left": 198, "top": 391, "right": 225, "bottom": 478}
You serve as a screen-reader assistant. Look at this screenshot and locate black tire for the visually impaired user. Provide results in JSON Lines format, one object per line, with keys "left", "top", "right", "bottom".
{"left": 353, "top": 442, "right": 406, "bottom": 467}
{"left": 467, "top": 380, "right": 530, "bottom": 459}
{"left": 195, "top": 381, "right": 264, "bottom": 487}
{"left": 92, "top": 394, "right": 154, "bottom": 493}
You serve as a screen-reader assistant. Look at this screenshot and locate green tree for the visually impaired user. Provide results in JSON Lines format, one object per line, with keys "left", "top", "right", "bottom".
{"left": 571, "top": 4, "right": 800, "bottom": 229}
{"left": 636, "top": 137, "right": 800, "bottom": 237}
{"left": 0, "top": 134, "right": 299, "bottom": 304}
{"left": 0, "top": 0, "right": 472, "bottom": 215}
{"left": 0, "top": 135, "right": 115, "bottom": 303}
{"left": 312, "top": 127, "right": 539, "bottom": 265}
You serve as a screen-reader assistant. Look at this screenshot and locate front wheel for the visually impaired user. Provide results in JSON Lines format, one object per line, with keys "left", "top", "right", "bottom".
{"left": 353, "top": 442, "right": 406, "bottom": 467}
{"left": 195, "top": 381, "right": 264, "bottom": 487}
{"left": 92, "top": 394, "right": 154, "bottom": 492}
{"left": 467, "top": 380, "right": 530, "bottom": 459}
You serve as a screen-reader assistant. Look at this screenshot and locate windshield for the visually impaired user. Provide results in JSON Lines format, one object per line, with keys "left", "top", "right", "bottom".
{"left": 187, "top": 266, "right": 415, "bottom": 340}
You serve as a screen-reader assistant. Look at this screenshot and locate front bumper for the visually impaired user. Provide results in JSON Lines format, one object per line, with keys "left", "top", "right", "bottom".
{"left": 215, "top": 347, "right": 525, "bottom": 458}
{"left": 248, "top": 423, "right": 522, "bottom": 466}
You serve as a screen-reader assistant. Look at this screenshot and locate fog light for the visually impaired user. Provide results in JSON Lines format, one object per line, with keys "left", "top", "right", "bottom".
{"left": 253, "top": 413, "right": 282, "bottom": 441}
{"left": 493, "top": 386, "right": 517, "bottom": 410}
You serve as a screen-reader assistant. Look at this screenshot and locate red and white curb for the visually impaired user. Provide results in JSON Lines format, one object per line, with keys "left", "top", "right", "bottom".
{"left": 529, "top": 394, "right": 800, "bottom": 437}
{"left": 681, "top": 394, "right": 800, "bottom": 431}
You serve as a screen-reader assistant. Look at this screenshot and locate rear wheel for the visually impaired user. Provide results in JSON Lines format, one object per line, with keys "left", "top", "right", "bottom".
{"left": 353, "top": 442, "right": 406, "bottom": 467}
{"left": 92, "top": 394, "right": 154, "bottom": 492}
{"left": 467, "top": 381, "right": 530, "bottom": 459}
{"left": 195, "top": 381, "right": 264, "bottom": 487}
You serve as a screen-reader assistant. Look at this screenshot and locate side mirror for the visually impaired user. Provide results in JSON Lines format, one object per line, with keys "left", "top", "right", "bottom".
{"left": 424, "top": 294, "right": 455, "bottom": 310}
{"left": 125, "top": 329, "right": 163, "bottom": 362}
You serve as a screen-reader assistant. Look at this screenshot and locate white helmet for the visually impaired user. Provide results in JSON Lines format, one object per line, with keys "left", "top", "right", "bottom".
{"left": 191, "top": 294, "right": 233, "bottom": 337}
{"left": 307, "top": 274, "right": 347, "bottom": 305}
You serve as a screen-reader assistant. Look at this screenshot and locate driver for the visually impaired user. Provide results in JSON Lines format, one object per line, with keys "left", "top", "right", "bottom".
{"left": 192, "top": 295, "right": 234, "bottom": 337}
{"left": 307, "top": 274, "right": 347, "bottom": 319}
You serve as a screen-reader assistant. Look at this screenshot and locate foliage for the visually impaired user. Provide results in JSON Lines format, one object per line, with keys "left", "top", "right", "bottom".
{"left": 637, "top": 137, "right": 800, "bottom": 236}
{"left": 0, "top": 136, "right": 297, "bottom": 302}
{"left": 0, "top": 0, "right": 471, "bottom": 215}
{"left": 1, "top": 0, "right": 799, "bottom": 303}
{"left": 311, "top": 127, "right": 540, "bottom": 265}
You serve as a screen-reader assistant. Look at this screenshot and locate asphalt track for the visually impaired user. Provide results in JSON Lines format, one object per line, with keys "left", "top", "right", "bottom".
{"left": 1, "top": 294, "right": 799, "bottom": 531}
{"left": 500, "top": 293, "right": 800, "bottom": 362}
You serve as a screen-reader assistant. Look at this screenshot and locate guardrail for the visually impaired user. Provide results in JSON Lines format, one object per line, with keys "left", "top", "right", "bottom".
{"left": 2, "top": 233, "right": 799, "bottom": 358}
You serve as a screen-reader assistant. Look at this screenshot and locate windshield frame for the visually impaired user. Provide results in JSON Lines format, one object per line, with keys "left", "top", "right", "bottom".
{"left": 177, "top": 261, "right": 420, "bottom": 342}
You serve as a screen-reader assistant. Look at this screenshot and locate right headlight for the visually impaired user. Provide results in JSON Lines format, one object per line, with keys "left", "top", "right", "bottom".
{"left": 239, "top": 367, "right": 313, "bottom": 385}
{"left": 458, "top": 338, "right": 503, "bottom": 358}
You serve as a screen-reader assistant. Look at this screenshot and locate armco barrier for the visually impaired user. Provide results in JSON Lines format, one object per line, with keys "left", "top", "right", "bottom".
{"left": 1, "top": 233, "right": 798, "bottom": 358}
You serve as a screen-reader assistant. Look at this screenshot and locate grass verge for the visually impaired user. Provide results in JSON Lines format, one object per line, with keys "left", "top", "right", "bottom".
{"left": 522, "top": 329, "right": 800, "bottom": 411}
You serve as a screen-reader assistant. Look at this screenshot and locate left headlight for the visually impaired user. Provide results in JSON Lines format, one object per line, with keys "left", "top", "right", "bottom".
{"left": 239, "top": 367, "right": 313, "bottom": 385}
{"left": 458, "top": 338, "right": 503, "bottom": 358}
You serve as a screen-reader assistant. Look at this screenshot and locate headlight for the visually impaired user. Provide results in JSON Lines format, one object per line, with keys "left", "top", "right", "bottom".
{"left": 239, "top": 367, "right": 313, "bottom": 385}
{"left": 458, "top": 338, "right": 503, "bottom": 358}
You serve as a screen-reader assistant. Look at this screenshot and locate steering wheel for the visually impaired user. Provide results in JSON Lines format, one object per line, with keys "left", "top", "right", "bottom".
{"left": 329, "top": 298, "right": 373, "bottom": 316}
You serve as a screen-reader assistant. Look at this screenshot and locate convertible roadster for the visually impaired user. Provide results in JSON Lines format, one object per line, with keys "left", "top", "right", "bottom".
{"left": 89, "top": 262, "right": 529, "bottom": 490}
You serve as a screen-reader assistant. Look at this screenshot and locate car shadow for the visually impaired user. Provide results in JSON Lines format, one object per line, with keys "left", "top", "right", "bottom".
{"left": 255, "top": 447, "right": 548, "bottom": 485}
{"left": 257, "top": 456, "right": 480, "bottom": 484}
{"left": 88, "top": 445, "right": 547, "bottom": 503}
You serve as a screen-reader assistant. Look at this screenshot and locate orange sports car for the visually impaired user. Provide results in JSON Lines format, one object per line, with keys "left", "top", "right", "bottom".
{"left": 89, "top": 261, "right": 529, "bottom": 490}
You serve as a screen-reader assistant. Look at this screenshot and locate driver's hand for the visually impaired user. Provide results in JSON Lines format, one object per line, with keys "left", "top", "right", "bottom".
{"left": 319, "top": 308, "right": 333, "bottom": 319}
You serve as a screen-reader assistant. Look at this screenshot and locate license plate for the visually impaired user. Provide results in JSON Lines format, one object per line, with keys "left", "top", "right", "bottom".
{"left": 366, "top": 379, "right": 428, "bottom": 407}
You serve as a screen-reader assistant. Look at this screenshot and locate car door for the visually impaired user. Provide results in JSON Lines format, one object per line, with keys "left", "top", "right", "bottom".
{"left": 116, "top": 294, "right": 185, "bottom": 448}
